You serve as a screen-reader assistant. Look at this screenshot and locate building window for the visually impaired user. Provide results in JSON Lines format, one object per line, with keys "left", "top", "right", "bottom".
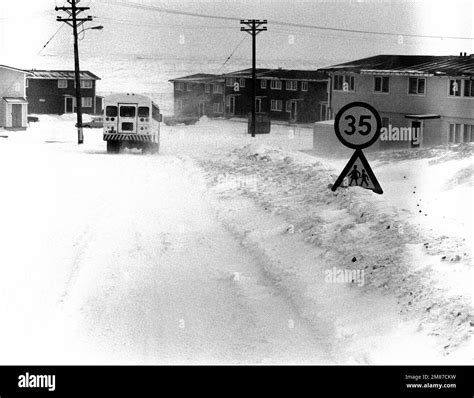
{"left": 261, "top": 79, "right": 267, "bottom": 89}
{"left": 463, "top": 124, "right": 474, "bottom": 142}
{"left": 286, "top": 100, "right": 292, "bottom": 112}
{"left": 81, "top": 80, "right": 93, "bottom": 89}
{"left": 239, "top": 78, "right": 245, "bottom": 88}
{"left": 212, "top": 84, "right": 223, "bottom": 94}
{"left": 270, "top": 80, "right": 282, "bottom": 90}
{"left": 226, "top": 78, "right": 236, "bottom": 87}
{"left": 301, "top": 81, "right": 308, "bottom": 91}
{"left": 333, "top": 75, "right": 354, "bottom": 91}
{"left": 213, "top": 102, "right": 223, "bottom": 114}
{"left": 82, "top": 97, "right": 93, "bottom": 108}
{"left": 374, "top": 76, "right": 390, "bottom": 93}
{"left": 205, "top": 84, "right": 211, "bottom": 93}
{"left": 463, "top": 80, "right": 474, "bottom": 97}
{"left": 186, "top": 83, "right": 192, "bottom": 91}
{"left": 448, "top": 79, "right": 474, "bottom": 97}
{"left": 176, "top": 99, "right": 183, "bottom": 112}
{"left": 408, "top": 77, "right": 426, "bottom": 95}
{"left": 448, "top": 123, "right": 462, "bottom": 143}
{"left": 176, "top": 82, "right": 184, "bottom": 91}
{"left": 58, "top": 80, "right": 68, "bottom": 88}
{"left": 448, "top": 79, "right": 462, "bottom": 97}
{"left": 271, "top": 99, "right": 283, "bottom": 111}
{"left": 286, "top": 80, "right": 297, "bottom": 91}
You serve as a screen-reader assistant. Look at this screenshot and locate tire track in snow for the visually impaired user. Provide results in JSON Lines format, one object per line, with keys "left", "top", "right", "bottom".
{"left": 55, "top": 155, "right": 333, "bottom": 364}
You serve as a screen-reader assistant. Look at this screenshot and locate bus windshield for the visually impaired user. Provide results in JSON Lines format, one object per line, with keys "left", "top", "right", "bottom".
{"left": 106, "top": 106, "right": 117, "bottom": 117}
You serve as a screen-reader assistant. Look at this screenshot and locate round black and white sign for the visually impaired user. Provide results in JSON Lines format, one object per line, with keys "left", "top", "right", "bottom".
{"left": 334, "top": 102, "right": 382, "bottom": 149}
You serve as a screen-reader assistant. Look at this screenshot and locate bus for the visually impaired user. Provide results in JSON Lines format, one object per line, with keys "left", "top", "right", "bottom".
{"left": 103, "top": 93, "right": 161, "bottom": 154}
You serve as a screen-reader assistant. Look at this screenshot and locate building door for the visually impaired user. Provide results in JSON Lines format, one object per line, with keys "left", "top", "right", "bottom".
{"left": 11, "top": 104, "right": 22, "bottom": 127}
{"left": 199, "top": 102, "right": 205, "bottom": 117}
{"left": 228, "top": 96, "right": 235, "bottom": 115}
{"left": 411, "top": 121, "right": 422, "bottom": 148}
{"left": 290, "top": 101, "right": 297, "bottom": 122}
{"left": 255, "top": 98, "right": 262, "bottom": 113}
{"left": 65, "top": 97, "right": 74, "bottom": 113}
{"left": 319, "top": 102, "right": 328, "bottom": 121}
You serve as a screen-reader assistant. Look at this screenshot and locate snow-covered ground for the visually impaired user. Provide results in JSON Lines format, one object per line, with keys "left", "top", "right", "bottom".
{"left": 0, "top": 115, "right": 471, "bottom": 364}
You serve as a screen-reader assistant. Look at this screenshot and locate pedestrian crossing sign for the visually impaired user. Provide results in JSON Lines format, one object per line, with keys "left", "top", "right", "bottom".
{"left": 331, "top": 149, "right": 383, "bottom": 194}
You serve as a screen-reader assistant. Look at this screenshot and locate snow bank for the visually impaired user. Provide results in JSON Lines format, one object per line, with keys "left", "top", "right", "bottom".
{"left": 201, "top": 142, "right": 473, "bottom": 363}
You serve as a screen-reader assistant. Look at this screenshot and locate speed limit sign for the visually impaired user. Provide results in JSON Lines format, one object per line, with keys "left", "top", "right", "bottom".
{"left": 331, "top": 102, "right": 383, "bottom": 194}
{"left": 334, "top": 102, "right": 382, "bottom": 149}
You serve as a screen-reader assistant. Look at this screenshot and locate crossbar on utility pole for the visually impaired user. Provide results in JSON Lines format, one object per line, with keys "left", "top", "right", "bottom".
{"left": 56, "top": 0, "right": 93, "bottom": 145}
{"left": 240, "top": 19, "right": 267, "bottom": 138}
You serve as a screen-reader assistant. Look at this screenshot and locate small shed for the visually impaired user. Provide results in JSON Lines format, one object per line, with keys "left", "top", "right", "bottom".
{"left": 2, "top": 97, "right": 28, "bottom": 129}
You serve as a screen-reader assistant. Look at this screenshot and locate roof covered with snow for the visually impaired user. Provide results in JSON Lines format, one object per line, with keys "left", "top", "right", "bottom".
{"left": 320, "top": 54, "right": 474, "bottom": 77}
{"left": 29, "top": 70, "right": 101, "bottom": 80}
{"left": 169, "top": 73, "right": 224, "bottom": 83}
{"left": 0, "top": 65, "right": 33, "bottom": 75}
{"left": 225, "top": 68, "right": 328, "bottom": 81}
{"left": 3, "top": 97, "right": 28, "bottom": 103}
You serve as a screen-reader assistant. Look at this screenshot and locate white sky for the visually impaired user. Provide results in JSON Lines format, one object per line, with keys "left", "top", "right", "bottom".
{"left": 0, "top": 0, "right": 473, "bottom": 68}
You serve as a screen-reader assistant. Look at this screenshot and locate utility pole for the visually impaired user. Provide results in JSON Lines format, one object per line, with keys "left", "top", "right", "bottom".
{"left": 56, "top": 0, "right": 93, "bottom": 145}
{"left": 240, "top": 19, "right": 267, "bottom": 138}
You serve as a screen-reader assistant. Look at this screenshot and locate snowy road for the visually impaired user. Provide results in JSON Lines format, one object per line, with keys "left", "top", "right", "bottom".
{"left": 1, "top": 116, "right": 471, "bottom": 364}
{"left": 57, "top": 154, "right": 332, "bottom": 364}
{"left": 0, "top": 122, "right": 331, "bottom": 364}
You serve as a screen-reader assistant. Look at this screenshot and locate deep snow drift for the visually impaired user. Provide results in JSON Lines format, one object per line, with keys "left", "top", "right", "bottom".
{"left": 200, "top": 142, "right": 473, "bottom": 363}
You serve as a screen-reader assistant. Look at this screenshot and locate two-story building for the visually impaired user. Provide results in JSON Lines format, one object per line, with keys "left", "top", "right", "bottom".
{"left": 320, "top": 54, "right": 474, "bottom": 149}
{"left": 168, "top": 73, "right": 225, "bottom": 118}
{"left": 26, "top": 70, "right": 102, "bottom": 115}
{"left": 223, "top": 68, "right": 329, "bottom": 123}
{"left": 0, "top": 64, "right": 31, "bottom": 130}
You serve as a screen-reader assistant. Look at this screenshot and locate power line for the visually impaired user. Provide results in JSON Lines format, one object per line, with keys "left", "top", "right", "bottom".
{"left": 96, "top": 16, "right": 232, "bottom": 30}
{"left": 101, "top": 0, "right": 474, "bottom": 41}
{"left": 217, "top": 35, "right": 247, "bottom": 74}
{"left": 38, "top": 24, "right": 66, "bottom": 55}
{"left": 271, "top": 20, "right": 474, "bottom": 41}
{"left": 102, "top": 0, "right": 240, "bottom": 22}
{"left": 95, "top": 15, "right": 418, "bottom": 47}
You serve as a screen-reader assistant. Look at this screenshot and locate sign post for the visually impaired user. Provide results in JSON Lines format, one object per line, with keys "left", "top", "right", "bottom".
{"left": 331, "top": 102, "right": 383, "bottom": 194}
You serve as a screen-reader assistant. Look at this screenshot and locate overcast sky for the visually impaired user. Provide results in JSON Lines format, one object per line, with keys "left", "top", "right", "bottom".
{"left": 1, "top": 0, "right": 473, "bottom": 69}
